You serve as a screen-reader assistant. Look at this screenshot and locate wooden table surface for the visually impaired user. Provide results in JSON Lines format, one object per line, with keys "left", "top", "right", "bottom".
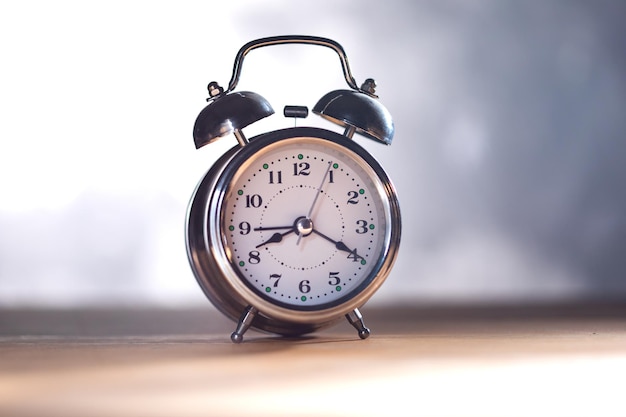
{"left": 1, "top": 303, "right": 625, "bottom": 417}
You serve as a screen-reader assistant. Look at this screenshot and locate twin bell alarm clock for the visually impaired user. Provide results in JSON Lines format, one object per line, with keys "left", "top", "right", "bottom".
{"left": 185, "top": 36, "right": 401, "bottom": 343}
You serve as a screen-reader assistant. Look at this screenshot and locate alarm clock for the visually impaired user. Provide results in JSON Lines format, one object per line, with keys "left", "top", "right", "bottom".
{"left": 186, "top": 36, "right": 401, "bottom": 343}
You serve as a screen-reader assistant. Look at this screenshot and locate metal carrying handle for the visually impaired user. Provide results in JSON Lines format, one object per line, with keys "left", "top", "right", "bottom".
{"left": 223, "top": 35, "right": 361, "bottom": 95}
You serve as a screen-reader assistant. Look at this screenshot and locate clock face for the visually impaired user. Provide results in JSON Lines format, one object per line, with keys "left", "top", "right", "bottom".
{"left": 220, "top": 134, "right": 393, "bottom": 310}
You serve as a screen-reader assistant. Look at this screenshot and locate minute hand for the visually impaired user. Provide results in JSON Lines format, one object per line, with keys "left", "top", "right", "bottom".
{"left": 311, "top": 229, "right": 364, "bottom": 261}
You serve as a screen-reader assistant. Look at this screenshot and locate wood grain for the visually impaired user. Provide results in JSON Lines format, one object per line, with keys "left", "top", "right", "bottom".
{"left": 1, "top": 304, "right": 625, "bottom": 417}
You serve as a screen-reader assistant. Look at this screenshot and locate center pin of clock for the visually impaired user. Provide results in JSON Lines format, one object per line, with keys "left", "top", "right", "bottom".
{"left": 295, "top": 216, "right": 313, "bottom": 237}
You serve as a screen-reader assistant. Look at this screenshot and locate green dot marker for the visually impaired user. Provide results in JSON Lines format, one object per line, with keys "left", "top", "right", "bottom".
{"left": 237, "top": 190, "right": 243, "bottom": 196}
{"left": 359, "top": 189, "right": 365, "bottom": 194}
{"left": 229, "top": 225, "right": 235, "bottom": 231}
{"left": 369, "top": 224, "right": 375, "bottom": 230}
{"left": 265, "top": 287, "right": 271, "bottom": 293}
{"left": 239, "top": 261, "right": 245, "bottom": 267}
{"left": 333, "top": 163, "right": 339, "bottom": 169}
{"left": 298, "top": 154, "right": 304, "bottom": 160}
{"left": 360, "top": 259, "right": 366, "bottom": 265}
{"left": 301, "top": 296, "right": 307, "bottom": 302}
{"left": 336, "top": 286, "right": 342, "bottom": 292}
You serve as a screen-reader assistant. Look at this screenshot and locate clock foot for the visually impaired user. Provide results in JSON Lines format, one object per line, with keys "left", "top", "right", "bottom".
{"left": 346, "top": 308, "right": 370, "bottom": 340}
{"left": 231, "top": 305, "right": 258, "bottom": 343}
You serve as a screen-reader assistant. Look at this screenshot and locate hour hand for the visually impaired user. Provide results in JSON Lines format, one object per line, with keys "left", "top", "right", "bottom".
{"left": 255, "top": 230, "right": 294, "bottom": 248}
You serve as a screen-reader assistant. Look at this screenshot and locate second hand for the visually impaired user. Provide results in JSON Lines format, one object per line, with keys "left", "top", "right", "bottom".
{"left": 298, "top": 160, "right": 333, "bottom": 245}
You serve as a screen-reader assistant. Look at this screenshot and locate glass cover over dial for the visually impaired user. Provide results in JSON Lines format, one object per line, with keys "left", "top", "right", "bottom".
{"left": 221, "top": 135, "right": 392, "bottom": 310}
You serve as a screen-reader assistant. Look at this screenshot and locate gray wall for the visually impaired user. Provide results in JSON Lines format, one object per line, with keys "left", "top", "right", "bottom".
{"left": 1, "top": 0, "right": 625, "bottom": 307}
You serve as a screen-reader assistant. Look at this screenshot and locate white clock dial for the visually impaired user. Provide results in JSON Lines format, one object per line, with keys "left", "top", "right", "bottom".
{"left": 221, "top": 135, "right": 391, "bottom": 309}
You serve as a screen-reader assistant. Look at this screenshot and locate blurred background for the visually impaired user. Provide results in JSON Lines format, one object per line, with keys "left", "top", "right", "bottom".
{"left": 1, "top": 0, "right": 625, "bottom": 308}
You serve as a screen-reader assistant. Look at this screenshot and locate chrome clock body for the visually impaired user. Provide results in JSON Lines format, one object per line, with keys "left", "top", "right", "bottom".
{"left": 186, "top": 127, "right": 400, "bottom": 340}
{"left": 185, "top": 36, "right": 400, "bottom": 342}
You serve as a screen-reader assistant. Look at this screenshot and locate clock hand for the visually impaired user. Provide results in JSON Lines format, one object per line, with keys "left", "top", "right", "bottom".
{"left": 311, "top": 229, "right": 365, "bottom": 263}
{"left": 253, "top": 225, "right": 293, "bottom": 231}
{"left": 298, "top": 160, "right": 333, "bottom": 245}
{"left": 255, "top": 216, "right": 312, "bottom": 248}
{"left": 306, "top": 160, "right": 333, "bottom": 219}
{"left": 311, "top": 229, "right": 347, "bottom": 250}
{"left": 255, "top": 230, "right": 295, "bottom": 248}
